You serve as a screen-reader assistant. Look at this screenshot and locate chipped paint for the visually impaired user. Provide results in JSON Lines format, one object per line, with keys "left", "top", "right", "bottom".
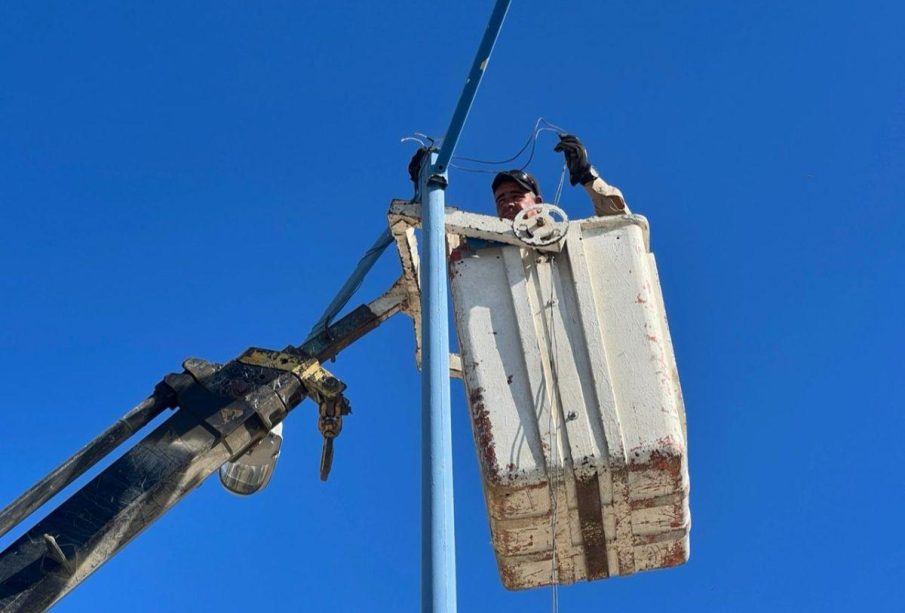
{"left": 468, "top": 386, "right": 502, "bottom": 484}
{"left": 450, "top": 213, "right": 690, "bottom": 590}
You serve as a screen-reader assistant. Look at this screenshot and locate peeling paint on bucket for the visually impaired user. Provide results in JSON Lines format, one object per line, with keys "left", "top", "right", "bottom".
{"left": 450, "top": 214, "right": 690, "bottom": 589}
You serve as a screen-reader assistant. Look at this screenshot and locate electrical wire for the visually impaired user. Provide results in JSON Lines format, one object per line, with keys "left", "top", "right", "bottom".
{"left": 552, "top": 162, "right": 568, "bottom": 206}
{"left": 545, "top": 255, "right": 562, "bottom": 613}
{"left": 400, "top": 132, "right": 435, "bottom": 148}
{"left": 449, "top": 117, "right": 570, "bottom": 174}
{"left": 461, "top": 118, "right": 537, "bottom": 162}
{"left": 453, "top": 117, "right": 545, "bottom": 164}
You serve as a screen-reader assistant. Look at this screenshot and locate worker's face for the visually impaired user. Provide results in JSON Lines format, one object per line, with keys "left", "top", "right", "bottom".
{"left": 494, "top": 181, "right": 541, "bottom": 220}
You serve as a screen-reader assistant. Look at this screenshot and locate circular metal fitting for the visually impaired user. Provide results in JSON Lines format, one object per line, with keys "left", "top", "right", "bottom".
{"left": 512, "top": 203, "right": 569, "bottom": 247}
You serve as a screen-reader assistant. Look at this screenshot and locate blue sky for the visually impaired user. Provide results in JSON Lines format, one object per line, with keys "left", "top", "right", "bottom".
{"left": 1, "top": 1, "right": 903, "bottom": 611}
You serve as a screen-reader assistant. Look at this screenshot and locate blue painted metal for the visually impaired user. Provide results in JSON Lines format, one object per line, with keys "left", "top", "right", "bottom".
{"left": 420, "top": 151, "right": 456, "bottom": 613}
{"left": 433, "top": 0, "right": 513, "bottom": 174}
{"left": 421, "top": 2, "right": 511, "bottom": 611}
{"left": 305, "top": 227, "right": 394, "bottom": 343}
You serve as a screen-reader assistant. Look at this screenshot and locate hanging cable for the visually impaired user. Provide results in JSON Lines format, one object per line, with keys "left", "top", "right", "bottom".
{"left": 552, "top": 162, "right": 568, "bottom": 206}
{"left": 400, "top": 133, "right": 436, "bottom": 148}
{"left": 521, "top": 118, "right": 569, "bottom": 173}
{"left": 452, "top": 117, "right": 545, "bottom": 165}
{"left": 544, "top": 254, "right": 563, "bottom": 613}
{"left": 538, "top": 117, "right": 568, "bottom": 134}
{"left": 448, "top": 117, "right": 569, "bottom": 174}
{"left": 448, "top": 127, "right": 558, "bottom": 174}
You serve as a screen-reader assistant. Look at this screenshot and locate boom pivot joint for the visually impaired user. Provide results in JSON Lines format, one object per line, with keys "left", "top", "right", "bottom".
{"left": 238, "top": 348, "right": 351, "bottom": 481}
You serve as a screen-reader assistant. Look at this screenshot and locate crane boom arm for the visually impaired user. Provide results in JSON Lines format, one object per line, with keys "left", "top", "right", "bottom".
{"left": 0, "top": 282, "right": 407, "bottom": 612}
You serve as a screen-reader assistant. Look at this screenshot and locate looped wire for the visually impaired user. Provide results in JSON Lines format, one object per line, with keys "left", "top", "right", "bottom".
{"left": 448, "top": 117, "right": 569, "bottom": 174}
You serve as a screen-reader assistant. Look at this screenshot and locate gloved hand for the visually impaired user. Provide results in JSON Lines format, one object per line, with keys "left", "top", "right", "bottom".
{"left": 408, "top": 147, "right": 429, "bottom": 185}
{"left": 554, "top": 134, "right": 599, "bottom": 186}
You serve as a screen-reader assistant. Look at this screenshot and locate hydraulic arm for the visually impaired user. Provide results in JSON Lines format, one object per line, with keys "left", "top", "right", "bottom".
{"left": 0, "top": 280, "right": 408, "bottom": 612}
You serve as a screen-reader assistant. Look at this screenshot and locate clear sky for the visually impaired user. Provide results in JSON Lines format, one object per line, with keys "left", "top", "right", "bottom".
{"left": 2, "top": 1, "right": 903, "bottom": 611}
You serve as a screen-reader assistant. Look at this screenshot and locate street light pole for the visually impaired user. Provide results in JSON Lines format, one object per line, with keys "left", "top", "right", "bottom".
{"left": 419, "top": 2, "right": 512, "bottom": 611}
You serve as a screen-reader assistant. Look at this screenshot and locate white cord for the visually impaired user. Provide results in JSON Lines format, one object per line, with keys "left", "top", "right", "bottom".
{"left": 552, "top": 162, "right": 568, "bottom": 206}
{"left": 545, "top": 255, "right": 562, "bottom": 613}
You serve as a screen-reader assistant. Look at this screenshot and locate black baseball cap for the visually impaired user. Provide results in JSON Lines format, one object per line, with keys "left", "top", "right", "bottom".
{"left": 491, "top": 169, "right": 541, "bottom": 198}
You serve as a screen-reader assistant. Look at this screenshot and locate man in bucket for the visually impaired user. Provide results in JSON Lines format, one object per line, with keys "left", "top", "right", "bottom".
{"left": 493, "top": 134, "right": 629, "bottom": 220}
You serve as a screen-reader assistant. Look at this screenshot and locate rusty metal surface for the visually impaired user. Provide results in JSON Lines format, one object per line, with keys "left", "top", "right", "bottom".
{"left": 449, "top": 213, "right": 690, "bottom": 590}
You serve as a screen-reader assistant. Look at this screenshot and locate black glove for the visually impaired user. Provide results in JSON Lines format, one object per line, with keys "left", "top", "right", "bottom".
{"left": 408, "top": 147, "right": 429, "bottom": 185}
{"left": 554, "top": 134, "right": 599, "bottom": 186}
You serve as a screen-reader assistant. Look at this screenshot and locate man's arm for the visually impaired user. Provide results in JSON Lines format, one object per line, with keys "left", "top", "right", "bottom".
{"left": 555, "top": 134, "right": 630, "bottom": 216}
{"left": 583, "top": 175, "right": 630, "bottom": 216}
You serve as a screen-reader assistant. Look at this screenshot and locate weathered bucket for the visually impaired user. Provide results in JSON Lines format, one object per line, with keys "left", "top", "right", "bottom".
{"left": 448, "top": 213, "right": 690, "bottom": 590}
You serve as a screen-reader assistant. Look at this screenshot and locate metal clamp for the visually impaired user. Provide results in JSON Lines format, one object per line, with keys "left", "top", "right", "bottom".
{"left": 317, "top": 394, "right": 351, "bottom": 481}
{"left": 512, "top": 203, "right": 569, "bottom": 247}
{"left": 239, "top": 347, "right": 351, "bottom": 481}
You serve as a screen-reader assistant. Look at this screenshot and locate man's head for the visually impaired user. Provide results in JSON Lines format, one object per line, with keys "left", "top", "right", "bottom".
{"left": 492, "top": 170, "right": 542, "bottom": 220}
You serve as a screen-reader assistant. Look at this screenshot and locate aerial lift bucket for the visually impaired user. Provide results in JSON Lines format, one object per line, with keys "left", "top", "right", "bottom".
{"left": 390, "top": 201, "right": 690, "bottom": 590}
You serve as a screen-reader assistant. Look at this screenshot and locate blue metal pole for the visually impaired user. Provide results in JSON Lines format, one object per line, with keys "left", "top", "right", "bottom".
{"left": 434, "top": 0, "right": 512, "bottom": 173}
{"left": 420, "top": 151, "right": 455, "bottom": 613}
{"left": 420, "top": 2, "right": 511, "bottom": 612}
